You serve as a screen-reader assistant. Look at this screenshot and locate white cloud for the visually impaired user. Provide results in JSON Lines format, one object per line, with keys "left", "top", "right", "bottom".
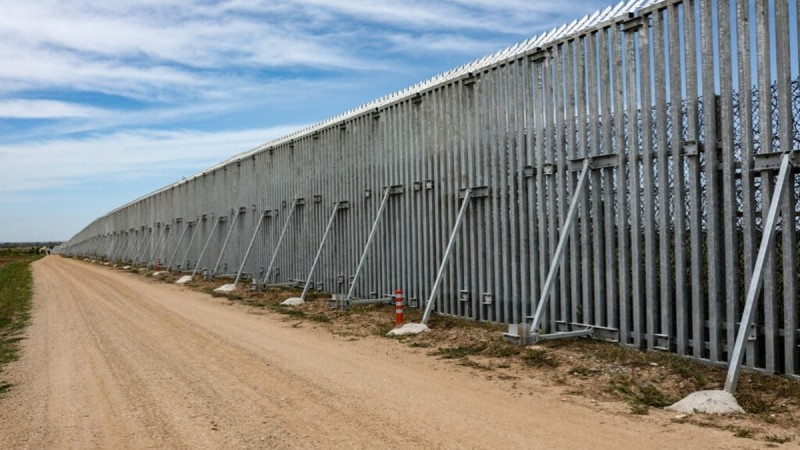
{"left": 0, "top": 100, "right": 107, "bottom": 119}
{"left": 0, "top": 125, "right": 305, "bottom": 195}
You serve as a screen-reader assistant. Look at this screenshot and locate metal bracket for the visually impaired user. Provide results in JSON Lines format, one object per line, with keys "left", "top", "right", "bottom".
{"left": 461, "top": 72, "right": 478, "bottom": 86}
{"left": 568, "top": 153, "right": 620, "bottom": 171}
{"left": 753, "top": 150, "right": 800, "bottom": 171}
{"left": 387, "top": 184, "right": 404, "bottom": 195}
{"left": 528, "top": 47, "right": 547, "bottom": 63}
{"left": 523, "top": 166, "right": 536, "bottom": 178}
{"left": 684, "top": 141, "right": 703, "bottom": 156}
{"left": 621, "top": 15, "right": 645, "bottom": 32}
{"left": 653, "top": 334, "right": 671, "bottom": 351}
{"left": 460, "top": 186, "right": 489, "bottom": 199}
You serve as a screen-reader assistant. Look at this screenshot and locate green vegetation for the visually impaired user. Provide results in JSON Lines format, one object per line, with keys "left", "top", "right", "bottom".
{"left": 521, "top": 348, "right": 559, "bottom": 368}
{"left": 0, "top": 253, "right": 41, "bottom": 394}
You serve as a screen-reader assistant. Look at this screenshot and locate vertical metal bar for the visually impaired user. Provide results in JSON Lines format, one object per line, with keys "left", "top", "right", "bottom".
{"left": 685, "top": 0, "right": 705, "bottom": 360}
{"left": 717, "top": 0, "right": 738, "bottom": 362}
{"left": 554, "top": 43, "right": 569, "bottom": 329}
{"left": 625, "top": 22, "right": 641, "bottom": 347}
{"left": 725, "top": 154, "right": 793, "bottom": 392}
{"left": 735, "top": 0, "right": 757, "bottom": 367}
{"left": 640, "top": 12, "right": 657, "bottom": 350}
{"left": 576, "top": 33, "right": 593, "bottom": 328}
{"left": 421, "top": 189, "right": 471, "bottom": 325}
{"left": 601, "top": 26, "right": 618, "bottom": 330}
{"left": 529, "top": 159, "right": 590, "bottom": 335}
{"left": 670, "top": 3, "right": 689, "bottom": 356}
{"left": 774, "top": 0, "right": 797, "bottom": 377}
{"left": 654, "top": 8, "right": 672, "bottom": 350}
{"left": 755, "top": 0, "right": 776, "bottom": 372}
{"left": 588, "top": 29, "right": 605, "bottom": 328}
{"left": 300, "top": 202, "right": 341, "bottom": 301}
{"left": 565, "top": 38, "right": 581, "bottom": 327}
{"left": 613, "top": 22, "right": 628, "bottom": 340}
{"left": 700, "top": 0, "right": 722, "bottom": 363}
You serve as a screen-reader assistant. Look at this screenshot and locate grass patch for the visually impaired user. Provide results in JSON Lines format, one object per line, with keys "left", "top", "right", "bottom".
{"left": 521, "top": 349, "right": 559, "bottom": 368}
{"left": 308, "top": 314, "right": 331, "bottom": 323}
{"left": 270, "top": 306, "right": 306, "bottom": 318}
{"left": 764, "top": 434, "right": 792, "bottom": 444}
{"left": 458, "top": 358, "right": 493, "bottom": 371}
{"left": 429, "top": 344, "right": 487, "bottom": 359}
{"left": 0, "top": 254, "right": 40, "bottom": 395}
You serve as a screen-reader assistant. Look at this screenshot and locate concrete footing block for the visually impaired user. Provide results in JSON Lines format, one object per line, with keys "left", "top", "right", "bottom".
{"left": 666, "top": 390, "right": 744, "bottom": 414}
{"left": 175, "top": 275, "right": 193, "bottom": 284}
{"left": 213, "top": 284, "right": 237, "bottom": 293}
{"left": 387, "top": 323, "right": 430, "bottom": 336}
{"left": 281, "top": 297, "right": 305, "bottom": 306}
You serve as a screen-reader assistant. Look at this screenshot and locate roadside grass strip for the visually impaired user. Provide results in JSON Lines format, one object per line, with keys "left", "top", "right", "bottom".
{"left": 0, "top": 255, "right": 39, "bottom": 393}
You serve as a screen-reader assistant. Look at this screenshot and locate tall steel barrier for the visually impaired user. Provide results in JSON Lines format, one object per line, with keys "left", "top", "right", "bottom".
{"left": 57, "top": 0, "right": 800, "bottom": 379}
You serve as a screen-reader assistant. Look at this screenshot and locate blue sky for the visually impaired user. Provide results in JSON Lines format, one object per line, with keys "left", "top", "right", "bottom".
{"left": 0, "top": 0, "right": 614, "bottom": 243}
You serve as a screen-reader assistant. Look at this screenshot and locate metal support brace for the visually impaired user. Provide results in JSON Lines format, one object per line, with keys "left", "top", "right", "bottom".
{"left": 344, "top": 186, "right": 400, "bottom": 305}
{"left": 213, "top": 209, "right": 242, "bottom": 276}
{"left": 191, "top": 217, "right": 221, "bottom": 277}
{"left": 263, "top": 199, "right": 303, "bottom": 285}
{"left": 527, "top": 159, "right": 591, "bottom": 341}
{"left": 120, "top": 230, "right": 136, "bottom": 262}
{"left": 148, "top": 225, "right": 168, "bottom": 268}
{"left": 146, "top": 225, "right": 161, "bottom": 267}
{"left": 177, "top": 220, "right": 200, "bottom": 271}
{"left": 299, "top": 202, "right": 345, "bottom": 301}
{"left": 231, "top": 211, "right": 268, "bottom": 287}
{"left": 103, "top": 235, "right": 116, "bottom": 260}
{"left": 133, "top": 228, "right": 151, "bottom": 265}
{"left": 166, "top": 220, "right": 189, "bottom": 269}
{"left": 420, "top": 188, "right": 475, "bottom": 325}
{"left": 725, "top": 152, "right": 794, "bottom": 393}
{"left": 156, "top": 225, "right": 171, "bottom": 266}
{"left": 128, "top": 229, "right": 144, "bottom": 263}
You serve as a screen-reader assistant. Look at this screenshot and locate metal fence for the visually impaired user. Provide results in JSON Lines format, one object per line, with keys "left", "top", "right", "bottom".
{"left": 57, "top": 0, "right": 800, "bottom": 379}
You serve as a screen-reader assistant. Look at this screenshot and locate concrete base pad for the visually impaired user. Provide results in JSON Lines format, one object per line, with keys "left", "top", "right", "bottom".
{"left": 213, "top": 284, "right": 237, "bottom": 293}
{"left": 281, "top": 297, "right": 305, "bottom": 306}
{"left": 666, "top": 390, "right": 744, "bottom": 414}
{"left": 151, "top": 271, "right": 164, "bottom": 277}
{"left": 122, "top": 266, "right": 131, "bottom": 270}
{"left": 175, "top": 275, "right": 193, "bottom": 284}
{"left": 387, "top": 323, "right": 430, "bottom": 336}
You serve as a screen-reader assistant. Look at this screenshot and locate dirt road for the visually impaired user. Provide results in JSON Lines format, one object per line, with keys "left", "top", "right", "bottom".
{"left": 0, "top": 257, "right": 750, "bottom": 449}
